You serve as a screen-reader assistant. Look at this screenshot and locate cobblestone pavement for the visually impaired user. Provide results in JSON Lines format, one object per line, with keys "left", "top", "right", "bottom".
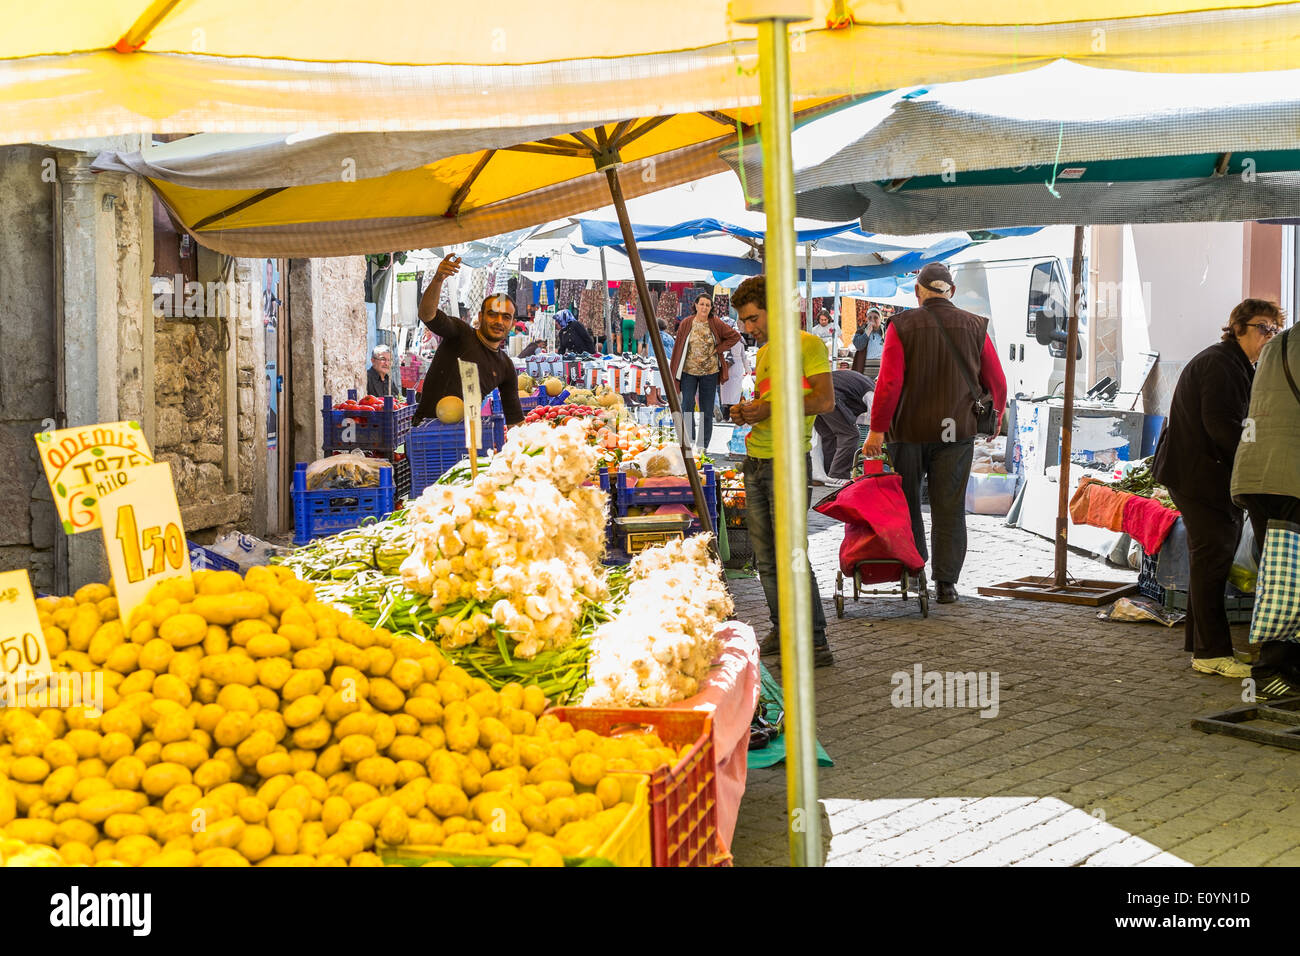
{"left": 728, "top": 500, "right": 1297, "bottom": 867}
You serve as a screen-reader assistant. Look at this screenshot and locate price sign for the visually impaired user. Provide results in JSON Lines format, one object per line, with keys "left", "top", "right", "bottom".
{"left": 100, "top": 462, "right": 192, "bottom": 625}
{"left": 0, "top": 570, "right": 52, "bottom": 702}
{"left": 35, "top": 421, "right": 153, "bottom": 534}
{"left": 458, "top": 360, "right": 483, "bottom": 476}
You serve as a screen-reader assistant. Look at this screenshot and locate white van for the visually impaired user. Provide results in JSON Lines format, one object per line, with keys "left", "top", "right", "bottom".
{"left": 942, "top": 226, "right": 1087, "bottom": 401}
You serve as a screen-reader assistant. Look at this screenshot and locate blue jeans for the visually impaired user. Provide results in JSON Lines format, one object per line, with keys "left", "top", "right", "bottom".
{"left": 743, "top": 455, "right": 828, "bottom": 645}
{"left": 679, "top": 372, "right": 719, "bottom": 449}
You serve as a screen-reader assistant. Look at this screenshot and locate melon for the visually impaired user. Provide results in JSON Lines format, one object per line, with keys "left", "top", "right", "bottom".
{"left": 435, "top": 395, "right": 465, "bottom": 424}
{"left": 517, "top": 374, "right": 536, "bottom": 392}
{"left": 543, "top": 377, "right": 564, "bottom": 397}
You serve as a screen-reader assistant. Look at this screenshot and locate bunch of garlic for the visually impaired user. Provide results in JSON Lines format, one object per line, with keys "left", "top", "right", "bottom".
{"left": 399, "top": 420, "right": 610, "bottom": 657}
{"left": 582, "top": 535, "right": 734, "bottom": 707}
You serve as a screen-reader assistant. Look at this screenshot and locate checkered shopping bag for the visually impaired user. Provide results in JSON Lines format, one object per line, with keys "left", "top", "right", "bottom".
{"left": 1248, "top": 520, "right": 1300, "bottom": 645}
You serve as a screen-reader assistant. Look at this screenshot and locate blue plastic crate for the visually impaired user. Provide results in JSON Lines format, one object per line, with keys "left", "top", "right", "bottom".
{"left": 322, "top": 388, "right": 416, "bottom": 454}
{"left": 291, "top": 462, "right": 396, "bottom": 545}
{"left": 407, "top": 416, "right": 505, "bottom": 498}
{"left": 187, "top": 540, "right": 240, "bottom": 572}
{"left": 614, "top": 465, "right": 717, "bottom": 545}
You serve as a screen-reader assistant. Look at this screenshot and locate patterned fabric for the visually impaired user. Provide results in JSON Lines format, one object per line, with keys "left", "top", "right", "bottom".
{"left": 712, "top": 294, "right": 730, "bottom": 319}
{"left": 557, "top": 279, "right": 582, "bottom": 312}
{"left": 657, "top": 291, "right": 679, "bottom": 325}
{"left": 1249, "top": 520, "right": 1300, "bottom": 645}
{"left": 515, "top": 276, "right": 533, "bottom": 316}
{"left": 466, "top": 268, "right": 489, "bottom": 313}
{"left": 579, "top": 288, "right": 606, "bottom": 338}
{"left": 684, "top": 319, "right": 719, "bottom": 376}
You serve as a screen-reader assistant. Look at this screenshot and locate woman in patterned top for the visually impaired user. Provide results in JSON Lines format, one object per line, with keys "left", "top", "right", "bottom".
{"left": 668, "top": 293, "right": 741, "bottom": 450}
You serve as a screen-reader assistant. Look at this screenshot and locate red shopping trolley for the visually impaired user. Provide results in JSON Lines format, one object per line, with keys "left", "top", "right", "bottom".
{"left": 813, "top": 460, "right": 928, "bottom": 619}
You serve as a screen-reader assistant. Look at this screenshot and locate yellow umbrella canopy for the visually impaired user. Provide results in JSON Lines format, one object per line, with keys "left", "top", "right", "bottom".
{"left": 92, "top": 101, "right": 855, "bottom": 256}
{"left": 9, "top": 1, "right": 1300, "bottom": 146}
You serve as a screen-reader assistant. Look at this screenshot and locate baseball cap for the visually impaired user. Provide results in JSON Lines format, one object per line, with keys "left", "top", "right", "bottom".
{"left": 916, "top": 263, "right": 955, "bottom": 295}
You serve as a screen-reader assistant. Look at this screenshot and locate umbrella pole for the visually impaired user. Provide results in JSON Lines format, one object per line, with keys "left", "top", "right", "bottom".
{"left": 804, "top": 243, "right": 813, "bottom": 329}
{"left": 743, "top": 2, "right": 821, "bottom": 868}
{"left": 601, "top": 167, "right": 717, "bottom": 545}
{"left": 600, "top": 247, "right": 613, "bottom": 351}
{"left": 1055, "top": 225, "right": 1086, "bottom": 586}
{"left": 978, "top": 223, "right": 1136, "bottom": 606}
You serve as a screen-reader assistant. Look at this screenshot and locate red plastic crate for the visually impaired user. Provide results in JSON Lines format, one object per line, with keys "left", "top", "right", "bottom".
{"left": 551, "top": 707, "right": 722, "bottom": 867}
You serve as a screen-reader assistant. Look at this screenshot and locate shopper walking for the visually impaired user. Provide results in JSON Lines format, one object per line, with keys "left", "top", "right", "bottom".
{"left": 669, "top": 294, "right": 740, "bottom": 451}
{"left": 862, "top": 263, "right": 1006, "bottom": 604}
{"left": 1231, "top": 310, "right": 1300, "bottom": 694}
{"left": 814, "top": 369, "right": 874, "bottom": 485}
{"left": 729, "top": 276, "right": 836, "bottom": 666}
{"left": 718, "top": 316, "right": 749, "bottom": 422}
{"left": 1154, "top": 299, "right": 1277, "bottom": 677}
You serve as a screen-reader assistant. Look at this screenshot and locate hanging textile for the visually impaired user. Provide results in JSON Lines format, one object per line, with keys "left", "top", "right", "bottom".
{"left": 579, "top": 288, "right": 605, "bottom": 339}
{"left": 656, "top": 290, "right": 678, "bottom": 326}
{"left": 515, "top": 276, "right": 533, "bottom": 316}
{"left": 712, "top": 294, "right": 731, "bottom": 319}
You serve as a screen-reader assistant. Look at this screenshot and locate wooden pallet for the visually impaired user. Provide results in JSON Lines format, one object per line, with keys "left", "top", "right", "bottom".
{"left": 976, "top": 576, "right": 1138, "bottom": 606}
{"left": 1192, "top": 698, "right": 1300, "bottom": 750}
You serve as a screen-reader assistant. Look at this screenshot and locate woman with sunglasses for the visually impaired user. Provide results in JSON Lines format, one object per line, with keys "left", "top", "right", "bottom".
{"left": 1153, "top": 299, "right": 1282, "bottom": 679}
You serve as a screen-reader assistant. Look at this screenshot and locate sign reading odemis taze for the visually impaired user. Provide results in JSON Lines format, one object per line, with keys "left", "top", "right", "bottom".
{"left": 34, "top": 421, "right": 154, "bottom": 534}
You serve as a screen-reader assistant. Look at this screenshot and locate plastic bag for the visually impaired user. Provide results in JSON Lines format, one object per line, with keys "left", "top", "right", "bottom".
{"left": 728, "top": 424, "right": 752, "bottom": 456}
{"left": 1098, "top": 597, "right": 1184, "bottom": 627}
{"left": 630, "top": 444, "right": 686, "bottom": 478}
{"left": 305, "top": 451, "right": 390, "bottom": 490}
{"left": 206, "top": 532, "right": 289, "bottom": 571}
{"left": 1229, "top": 522, "right": 1258, "bottom": 594}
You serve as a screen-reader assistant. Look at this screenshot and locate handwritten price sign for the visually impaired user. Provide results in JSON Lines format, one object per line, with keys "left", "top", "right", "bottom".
{"left": 100, "top": 463, "right": 192, "bottom": 625}
{"left": 0, "top": 570, "right": 52, "bottom": 700}
{"left": 35, "top": 421, "right": 153, "bottom": 534}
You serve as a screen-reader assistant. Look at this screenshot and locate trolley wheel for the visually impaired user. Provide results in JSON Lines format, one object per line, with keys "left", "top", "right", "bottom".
{"left": 917, "top": 570, "right": 930, "bottom": 618}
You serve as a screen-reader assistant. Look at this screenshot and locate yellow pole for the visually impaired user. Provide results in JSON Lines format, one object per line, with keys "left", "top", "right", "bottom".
{"left": 733, "top": 0, "right": 819, "bottom": 868}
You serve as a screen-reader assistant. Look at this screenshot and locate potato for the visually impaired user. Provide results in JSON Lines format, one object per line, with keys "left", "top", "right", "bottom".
{"left": 193, "top": 592, "right": 269, "bottom": 627}
{"left": 79, "top": 789, "right": 147, "bottom": 823}
{"left": 142, "top": 762, "right": 193, "bottom": 798}
{"left": 282, "top": 694, "right": 323, "bottom": 729}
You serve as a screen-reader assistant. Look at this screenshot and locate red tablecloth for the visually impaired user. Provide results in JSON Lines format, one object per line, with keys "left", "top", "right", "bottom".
{"left": 665, "top": 622, "right": 760, "bottom": 857}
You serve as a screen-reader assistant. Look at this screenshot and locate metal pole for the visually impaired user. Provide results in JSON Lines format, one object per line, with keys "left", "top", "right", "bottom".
{"left": 747, "top": 5, "right": 820, "bottom": 868}
{"left": 603, "top": 167, "right": 717, "bottom": 541}
{"left": 804, "top": 243, "right": 814, "bottom": 330}
{"left": 1055, "top": 224, "right": 1086, "bottom": 587}
{"left": 599, "top": 247, "right": 613, "bottom": 351}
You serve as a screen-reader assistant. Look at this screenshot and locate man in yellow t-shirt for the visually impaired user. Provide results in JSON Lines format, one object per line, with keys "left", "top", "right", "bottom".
{"left": 729, "top": 276, "right": 836, "bottom": 667}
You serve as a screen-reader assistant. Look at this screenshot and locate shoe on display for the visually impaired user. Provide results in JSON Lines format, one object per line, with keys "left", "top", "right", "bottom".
{"left": 1191, "top": 656, "right": 1253, "bottom": 678}
{"left": 935, "top": 582, "right": 959, "bottom": 604}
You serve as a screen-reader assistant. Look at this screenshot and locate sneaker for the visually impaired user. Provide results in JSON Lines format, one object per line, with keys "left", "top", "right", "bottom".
{"left": 1191, "top": 656, "right": 1253, "bottom": 679}
{"left": 1254, "top": 669, "right": 1300, "bottom": 700}
{"left": 760, "top": 630, "right": 780, "bottom": 655}
{"left": 822, "top": 477, "right": 851, "bottom": 488}
{"left": 935, "top": 582, "right": 959, "bottom": 604}
{"left": 814, "top": 644, "right": 835, "bottom": 668}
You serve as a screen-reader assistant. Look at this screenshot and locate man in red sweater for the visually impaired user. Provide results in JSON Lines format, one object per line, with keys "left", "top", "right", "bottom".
{"left": 863, "top": 263, "right": 1007, "bottom": 604}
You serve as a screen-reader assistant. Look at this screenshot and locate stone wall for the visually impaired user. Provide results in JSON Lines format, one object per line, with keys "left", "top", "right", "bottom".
{"left": 289, "top": 256, "right": 368, "bottom": 463}
{"left": 0, "top": 146, "right": 58, "bottom": 590}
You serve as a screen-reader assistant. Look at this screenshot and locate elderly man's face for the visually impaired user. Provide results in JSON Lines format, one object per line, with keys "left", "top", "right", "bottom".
{"left": 372, "top": 353, "right": 392, "bottom": 373}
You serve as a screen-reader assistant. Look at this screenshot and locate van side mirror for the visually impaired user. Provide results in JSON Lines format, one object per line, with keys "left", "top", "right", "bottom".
{"left": 1033, "top": 311, "right": 1063, "bottom": 346}
{"left": 1033, "top": 311, "right": 1083, "bottom": 359}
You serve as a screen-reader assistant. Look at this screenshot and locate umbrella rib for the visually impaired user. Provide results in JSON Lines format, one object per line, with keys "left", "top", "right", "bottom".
{"left": 115, "top": 0, "right": 185, "bottom": 52}
{"left": 501, "top": 143, "right": 591, "bottom": 158}
{"left": 192, "top": 188, "right": 288, "bottom": 231}
{"left": 446, "top": 150, "right": 496, "bottom": 218}
{"left": 608, "top": 121, "right": 634, "bottom": 145}
{"left": 699, "top": 111, "right": 739, "bottom": 131}
{"left": 619, "top": 116, "right": 673, "bottom": 149}
{"left": 1214, "top": 152, "right": 1233, "bottom": 176}
{"left": 566, "top": 130, "right": 601, "bottom": 154}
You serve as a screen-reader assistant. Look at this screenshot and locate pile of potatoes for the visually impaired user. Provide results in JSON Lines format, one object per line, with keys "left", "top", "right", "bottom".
{"left": 0, "top": 567, "right": 681, "bottom": 867}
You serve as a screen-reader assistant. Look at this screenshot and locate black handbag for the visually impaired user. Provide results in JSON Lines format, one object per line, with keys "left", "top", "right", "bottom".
{"left": 932, "top": 310, "right": 998, "bottom": 436}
